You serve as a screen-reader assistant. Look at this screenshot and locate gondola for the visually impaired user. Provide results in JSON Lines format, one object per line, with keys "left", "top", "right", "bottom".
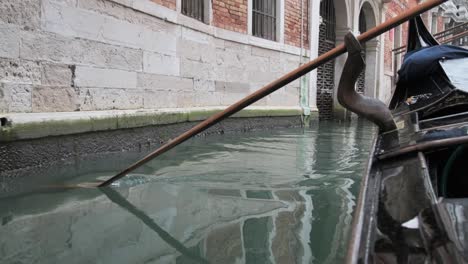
{"left": 345, "top": 16, "right": 468, "bottom": 263}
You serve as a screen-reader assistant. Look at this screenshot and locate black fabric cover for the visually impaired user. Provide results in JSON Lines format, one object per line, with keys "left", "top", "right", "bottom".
{"left": 405, "top": 16, "right": 439, "bottom": 52}
{"left": 398, "top": 45, "right": 468, "bottom": 83}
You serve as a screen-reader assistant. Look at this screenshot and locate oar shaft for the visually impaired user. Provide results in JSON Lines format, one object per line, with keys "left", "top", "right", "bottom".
{"left": 99, "top": 0, "right": 448, "bottom": 187}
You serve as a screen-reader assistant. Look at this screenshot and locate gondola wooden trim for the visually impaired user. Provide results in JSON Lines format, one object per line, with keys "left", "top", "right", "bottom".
{"left": 378, "top": 135, "right": 468, "bottom": 160}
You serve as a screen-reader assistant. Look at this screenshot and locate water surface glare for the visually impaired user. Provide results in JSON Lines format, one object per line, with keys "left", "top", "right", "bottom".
{"left": 0, "top": 121, "right": 375, "bottom": 264}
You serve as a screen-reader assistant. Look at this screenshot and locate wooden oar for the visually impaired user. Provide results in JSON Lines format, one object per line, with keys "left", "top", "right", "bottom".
{"left": 97, "top": 0, "right": 448, "bottom": 187}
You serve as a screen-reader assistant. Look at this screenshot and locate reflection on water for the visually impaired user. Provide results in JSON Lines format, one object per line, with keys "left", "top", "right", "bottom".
{"left": 0, "top": 120, "right": 375, "bottom": 264}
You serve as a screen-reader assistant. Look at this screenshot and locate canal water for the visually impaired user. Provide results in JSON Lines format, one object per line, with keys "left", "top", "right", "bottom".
{"left": 0, "top": 120, "right": 375, "bottom": 264}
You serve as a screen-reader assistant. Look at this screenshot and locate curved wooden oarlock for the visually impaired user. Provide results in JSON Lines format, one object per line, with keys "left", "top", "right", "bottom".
{"left": 337, "top": 33, "right": 397, "bottom": 132}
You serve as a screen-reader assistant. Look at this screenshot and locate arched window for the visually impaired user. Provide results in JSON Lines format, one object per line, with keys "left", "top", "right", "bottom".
{"left": 359, "top": 10, "right": 367, "bottom": 33}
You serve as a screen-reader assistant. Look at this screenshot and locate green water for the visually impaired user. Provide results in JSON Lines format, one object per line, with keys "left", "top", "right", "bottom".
{"left": 0, "top": 120, "right": 375, "bottom": 264}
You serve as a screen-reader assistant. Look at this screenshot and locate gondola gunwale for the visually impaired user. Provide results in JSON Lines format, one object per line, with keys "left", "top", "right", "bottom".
{"left": 346, "top": 15, "right": 468, "bottom": 263}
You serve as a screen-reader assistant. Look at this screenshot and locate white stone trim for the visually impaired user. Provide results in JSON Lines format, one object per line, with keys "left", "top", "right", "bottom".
{"left": 176, "top": 0, "right": 181, "bottom": 13}
{"left": 384, "top": 70, "right": 395, "bottom": 77}
{"left": 204, "top": 0, "right": 212, "bottom": 25}
{"left": 108, "top": 0, "right": 307, "bottom": 56}
{"left": 131, "top": 0, "right": 178, "bottom": 23}
{"left": 0, "top": 106, "right": 304, "bottom": 141}
{"left": 248, "top": 0, "right": 253, "bottom": 35}
{"left": 308, "top": 0, "right": 321, "bottom": 112}
{"left": 278, "top": 0, "right": 285, "bottom": 44}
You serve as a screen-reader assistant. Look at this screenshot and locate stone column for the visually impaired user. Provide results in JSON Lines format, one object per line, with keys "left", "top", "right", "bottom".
{"left": 308, "top": 0, "right": 322, "bottom": 113}
{"left": 351, "top": 0, "right": 361, "bottom": 31}
{"left": 364, "top": 39, "right": 380, "bottom": 98}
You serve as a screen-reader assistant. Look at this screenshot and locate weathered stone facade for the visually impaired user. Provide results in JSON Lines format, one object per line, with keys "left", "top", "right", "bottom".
{"left": 0, "top": 0, "right": 457, "bottom": 118}
{"left": 0, "top": 0, "right": 308, "bottom": 114}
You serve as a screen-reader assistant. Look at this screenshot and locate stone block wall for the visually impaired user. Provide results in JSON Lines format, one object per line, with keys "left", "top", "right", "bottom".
{"left": 0, "top": 0, "right": 307, "bottom": 113}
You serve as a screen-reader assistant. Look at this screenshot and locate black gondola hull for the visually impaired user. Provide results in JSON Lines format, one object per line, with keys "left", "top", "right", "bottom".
{"left": 346, "top": 16, "right": 468, "bottom": 264}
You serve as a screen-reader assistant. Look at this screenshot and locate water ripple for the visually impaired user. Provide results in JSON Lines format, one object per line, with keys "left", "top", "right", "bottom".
{"left": 0, "top": 120, "right": 376, "bottom": 264}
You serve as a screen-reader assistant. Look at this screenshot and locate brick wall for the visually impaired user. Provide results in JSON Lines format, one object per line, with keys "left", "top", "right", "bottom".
{"left": 383, "top": 24, "right": 394, "bottom": 72}
{"left": 437, "top": 16, "right": 445, "bottom": 35}
{"left": 212, "top": 0, "right": 248, "bottom": 33}
{"left": 428, "top": 13, "right": 445, "bottom": 35}
{"left": 383, "top": 0, "right": 419, "bottom": 73}
{"left": 151, "top": 0, "right": 310, "bottom": 48}
{"left": 284, "top": 0, "right": 309, "bottom": 49}
{"left": 421, "top": 11, "right": 430, "bottom": 27}
{"left": 151, "top": 0, "right": 176, "bottom": 10}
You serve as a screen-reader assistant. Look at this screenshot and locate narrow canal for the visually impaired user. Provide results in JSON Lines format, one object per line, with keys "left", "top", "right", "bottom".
{"left": 0, "top": 120, "right": 375, "bottom": 264}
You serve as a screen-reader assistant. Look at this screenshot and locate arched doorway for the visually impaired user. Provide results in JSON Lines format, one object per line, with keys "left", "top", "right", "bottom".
{"left": 358, "top": 2, "right": 378, "bottom": 98}
{"left": 316, "top": 0, "right": 336, "bottom": 120}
